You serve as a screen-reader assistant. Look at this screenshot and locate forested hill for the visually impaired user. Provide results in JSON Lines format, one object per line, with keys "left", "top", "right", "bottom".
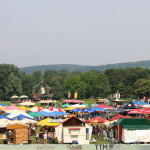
{"left": 20, "top": 60, "right": 150, "bottom": 74}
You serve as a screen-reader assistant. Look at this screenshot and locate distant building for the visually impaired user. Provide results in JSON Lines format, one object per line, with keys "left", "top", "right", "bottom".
{"left": 107, "top": 90, "right": 120, "bottom": 99}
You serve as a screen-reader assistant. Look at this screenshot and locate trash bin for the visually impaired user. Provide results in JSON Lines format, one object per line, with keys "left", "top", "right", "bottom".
{"left": 28, "top": 140, "right": 32, "bottom": 144}
{"left": 72, "top": 140, "right": 78, "bottom": 144}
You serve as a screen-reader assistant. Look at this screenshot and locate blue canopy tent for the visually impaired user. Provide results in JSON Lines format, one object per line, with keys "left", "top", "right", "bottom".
{"left": 124, "top": 101, "right": 149, "bottom": 106}
{"left": 48, "top": 111, "right": 67, "bottom": 116}
{"left": 0, "top": 115, "right": 11, "bottom": 120}
{"left": 70, "top": 108, "right": 83, "bottom": 113}
{"left": 91, "top": 107, "right": 107, "bottom": 111}
{"left": 38, "top": 111, "right": 50, "bottom": 116}
{"left": 11, "top": 114, "right": 33, "bottom": 120}
{"left": 0, "top": 103, "right": 8, "bottom": 106}
{"left": 83, "top": 108, "right": 96, "bottom": 113}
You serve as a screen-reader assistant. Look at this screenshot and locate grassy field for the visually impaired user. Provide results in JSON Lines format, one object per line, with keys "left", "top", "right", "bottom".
{"left": 29, "top": 132, "right": 112, "bottom": 144}
{"left": 0, "top": 101, "right": 42, "bottom": 107}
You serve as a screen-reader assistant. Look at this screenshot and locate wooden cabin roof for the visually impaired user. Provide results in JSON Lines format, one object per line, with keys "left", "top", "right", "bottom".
{"left": 6, "top": 124, "right": 29, "bottom": 129}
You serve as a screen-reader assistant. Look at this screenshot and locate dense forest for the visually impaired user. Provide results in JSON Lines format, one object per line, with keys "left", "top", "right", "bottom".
{"left": 20, "top": 60, "right": 150, "bottom": 74}
{"left": 0, "top": 64, "right": 150, "bottom": 101}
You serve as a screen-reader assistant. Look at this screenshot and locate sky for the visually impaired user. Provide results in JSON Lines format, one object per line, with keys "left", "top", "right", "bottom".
{"left": 0, "top": 0, "right": 150, "bottom": 68}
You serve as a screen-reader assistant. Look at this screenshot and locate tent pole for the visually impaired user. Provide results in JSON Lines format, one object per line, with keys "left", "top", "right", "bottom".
{"left": 118, "top": 125, "right": 119, "bottom": 143}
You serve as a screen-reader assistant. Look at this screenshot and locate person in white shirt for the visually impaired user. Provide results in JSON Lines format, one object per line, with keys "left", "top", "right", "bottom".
{"left": 43, "top": 133, "right": 47, "bottom": 144}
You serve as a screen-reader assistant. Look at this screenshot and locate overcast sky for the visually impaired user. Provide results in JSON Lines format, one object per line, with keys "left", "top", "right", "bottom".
{"left": 0, "top": 0, "right": 150, "bottom": 68}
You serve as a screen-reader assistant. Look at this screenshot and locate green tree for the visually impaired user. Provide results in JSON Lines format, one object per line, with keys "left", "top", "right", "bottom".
{"left": 0, "top": 64, "right": 23, "bottom": 100}
{"left": 134, "top": 79, "right": 150, "bottom": 99}
{"left": 95, "top": 73, "right": 111, "bottom": 98}
{"left": 64, "top": 75, "right": 86, "bottom": 99}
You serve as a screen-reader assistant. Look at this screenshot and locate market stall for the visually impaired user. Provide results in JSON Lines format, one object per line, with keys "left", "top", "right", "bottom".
{"left": 6, "top": 124, "right": 29, "bottom": 144}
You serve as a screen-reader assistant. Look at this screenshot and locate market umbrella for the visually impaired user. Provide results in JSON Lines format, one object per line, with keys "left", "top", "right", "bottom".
{"left": 20, "top": 95, "right": 29, "bottom": 99}
{"left": 10, "top": 95, "right": 19, "bottom": 99}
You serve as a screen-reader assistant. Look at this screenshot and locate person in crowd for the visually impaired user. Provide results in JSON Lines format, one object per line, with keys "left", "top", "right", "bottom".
{"left": 43, "top": 132, "right": 47, "bottom": 144}
{"left": 48, "top": 132, "right": 53, "bottom": 144}
{"left": 35, "top": 132, "right": 40, "bottom": 143}
{"left": 103, "top": 130, "right": 108, "bottom": 140}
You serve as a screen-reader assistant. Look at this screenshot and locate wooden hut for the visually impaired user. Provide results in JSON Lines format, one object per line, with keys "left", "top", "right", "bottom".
{"left": 6, "top": 124, "right": 29, "bottom": 144}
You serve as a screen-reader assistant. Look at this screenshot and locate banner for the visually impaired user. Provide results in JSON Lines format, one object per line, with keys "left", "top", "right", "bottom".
{"left": 74, "top": 92, "right": 78, "bottom": 99}
{"left": 40, "top": 87, "right": 45, "bottom": 95}
{"left": 68, "top": 92, "right": 71, "bottom": 99}
{"left": 0, "top": 144, "right": 149, "bottom": 150}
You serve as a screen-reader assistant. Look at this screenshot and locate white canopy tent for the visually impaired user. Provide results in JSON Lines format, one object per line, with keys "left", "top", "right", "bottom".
{"left": 19, "top": 101, "right": 35, "bottom": 106}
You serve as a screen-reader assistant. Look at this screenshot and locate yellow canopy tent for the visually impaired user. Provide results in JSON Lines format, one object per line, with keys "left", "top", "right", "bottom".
{"left": 0, "top": 105, "right": 5, "bottom": 109}
{"left": 63, "top": 107, "right": 75, "bottom": 111}
{"left": 19, "top": 106, "right": 30, "bottom": 111}
{"left": 44, "top": 122, "right": 60, "bottom": 126}
{"left": 36, "top": 118, "right": 52, "bottom": 126}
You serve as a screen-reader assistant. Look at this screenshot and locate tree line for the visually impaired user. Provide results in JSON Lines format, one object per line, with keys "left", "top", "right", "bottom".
{"left": 0, "top": 64, "right": 150, "bottom": 100}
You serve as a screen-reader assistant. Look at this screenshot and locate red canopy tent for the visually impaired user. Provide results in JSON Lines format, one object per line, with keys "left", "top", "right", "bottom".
{"left": 29, "top": 106, "right": 43, "bottom": 112}
{"left": 142, "top": 108, "right": 150, "bottom": 114}
{"left": 85, "top": 116, "right": 107, "bottom": 123}
{"left": 109, "top": 114, "right": 132, "bottom": 121}
{"left": 128, "top": 109, "right": 143, "bottom": 114}
{"left": 93, "top": 104, "right": 113, "bottom": 109}
{"left": 49, "top": 107, "right": 65, "bottom": 112}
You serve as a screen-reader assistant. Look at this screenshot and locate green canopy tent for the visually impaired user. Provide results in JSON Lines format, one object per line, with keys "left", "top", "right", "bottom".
{"left": 114, "top": 118, "right": 150, "bottom": 143}
{"left": 28, "top": 112, "right": 43, "bottom": 117}
{"left": 62, "top": 103, "right": 71, "bottom": 108}
{"left": 90, "top": 104, "right": 98, "bottom": 107}
{"left": 81, "top": 103, "right": 89, "bottom": 108}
